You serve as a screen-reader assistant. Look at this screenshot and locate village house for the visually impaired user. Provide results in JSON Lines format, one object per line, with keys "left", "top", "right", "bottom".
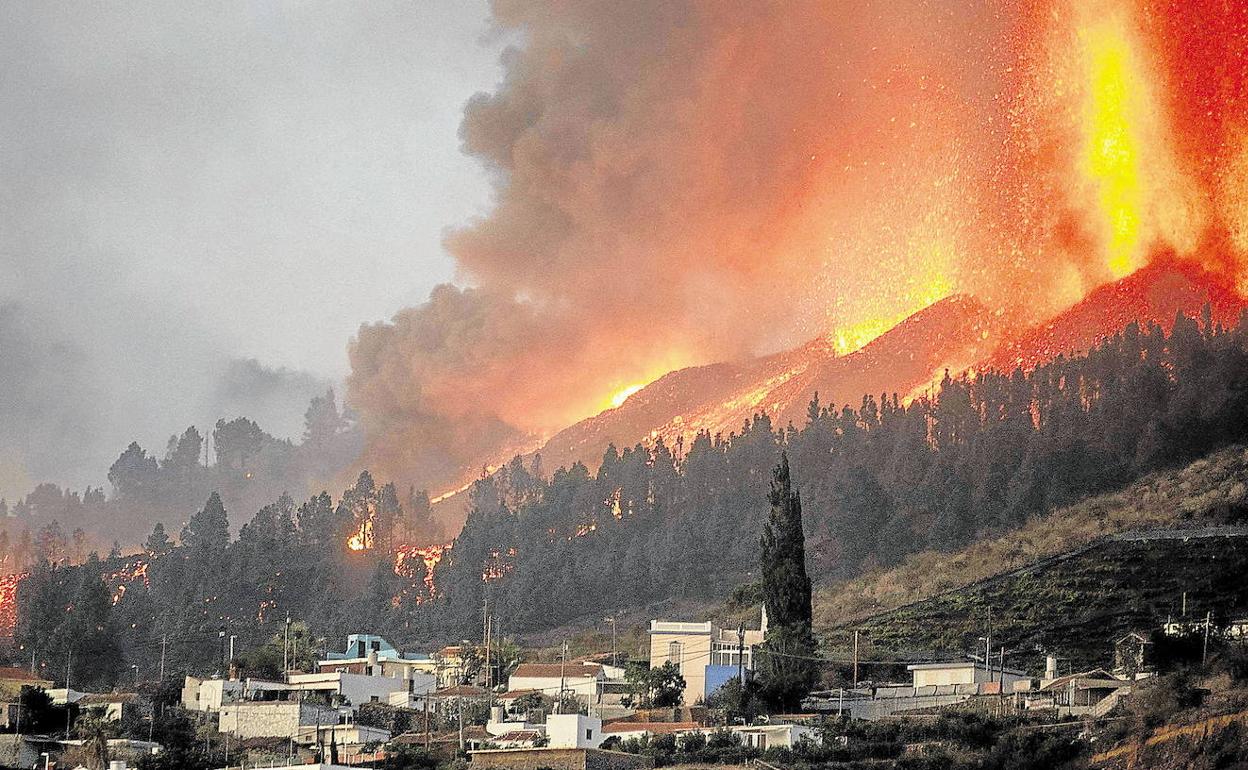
{"left": 0, "top": 667, "right": 53, "bottom": 730}
{"left": 218, "top": 699, "right": 344, "bottom": 741}
{"left": 508, "top": 662, "right": 605, "bottom": 705}
{"left": 0, "top": 667, "right": 51, "bottom": 701}
{"left": 76, "top": 692, "right": 151, "bottom": 722}
{"left": 287, "top": 669, "right": 425, "bottom": 709}
{"left": 599, "top": 720, "right": 818, "bottom": 751}
{"left": 906, "top": 660, "right": 1029, "bottom": 688}
{"left": 181, "top": 675, "right": 288, "bottom": 712}
{"left": 485, "top": 709, "right": 604, "bottom": 750}
{"left": 647, "top": 613, "right": 766, "bottom": 702}
{"left": 1033, "top": 668, "right": 1133, "bottom": 717}
{"left": 318, "top": 633, "right": 443, "bottom": 689}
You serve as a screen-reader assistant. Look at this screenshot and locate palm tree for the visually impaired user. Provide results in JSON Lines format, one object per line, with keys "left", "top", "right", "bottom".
{"left": 75, "top": 706, "right": 112, "bottom": 770}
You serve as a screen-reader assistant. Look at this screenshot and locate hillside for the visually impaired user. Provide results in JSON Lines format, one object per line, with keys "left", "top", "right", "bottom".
{"left": 813, "top": 444, "right": 1248, "bottom": 631}
{"left": 833, "top": 529, "right": 1248, "bottom": 673}
{"left": 986, "top": 259, "right": 1246, "bottom": 372}
{"left": 536, "top": 294, "right": 1001, "bottom": 474}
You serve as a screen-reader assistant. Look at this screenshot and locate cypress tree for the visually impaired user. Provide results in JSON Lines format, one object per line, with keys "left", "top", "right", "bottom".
{"left": 757, "top": 453, "right": 818, "bottom": 711}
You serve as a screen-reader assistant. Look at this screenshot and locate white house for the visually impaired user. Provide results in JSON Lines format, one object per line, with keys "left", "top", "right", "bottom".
{"left": 181, "top": 676, "right": 288, "bottom": 712}
{"left": 286, "top": 671, "right": 411, "bottom": 709}
{"left": 484, "top": 711, "right": 604, "bottom": 749}
{"left": 600, "top": 721, "right": 817, "bottom": 750}
{"left": 906, "top": 661, "right": 1029, "bottom": 689}
{"left": 507, "top": 663, "right": 604, "bottom": 703}
{"left": 545, "top": 713, "right": 603, "bottom": 749}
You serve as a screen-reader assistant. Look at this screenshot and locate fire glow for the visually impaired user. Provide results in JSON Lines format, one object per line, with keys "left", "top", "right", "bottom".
{"left": 394, "top": 543, "right": 449, "bottom": 601}
{"left": 0, "top": 572, "right": 27, "bottom": 634}
{"left": 346, "top": 0, "right": 1248, "bottom": 510}
{"left": 104, "top": 558, "right": 150, "bottom": 605}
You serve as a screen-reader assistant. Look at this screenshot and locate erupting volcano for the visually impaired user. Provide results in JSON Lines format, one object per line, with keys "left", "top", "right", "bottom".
{"left": 340, "top": 0, "right": 1248, "bottom": 522}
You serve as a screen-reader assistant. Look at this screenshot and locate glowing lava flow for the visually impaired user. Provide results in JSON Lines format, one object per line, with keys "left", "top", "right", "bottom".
{"left": 610, "top": 384, "right": 645, "bottom": 409}
{"left": 394, "top": 543, "right": 449, "bottom": 602}
{"left": 0, "top": 572, "right": 27, "bottom": 635}
{"left": 1082, "top": 19, "right": 1145, "bottom": 278}
{"left": 104, "top": 558, "right": 150, "bottom": 605}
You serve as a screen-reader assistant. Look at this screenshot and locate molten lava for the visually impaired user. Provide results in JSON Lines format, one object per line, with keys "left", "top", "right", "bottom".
{"left": 610, "top": 384, "right": 645, "bottom": 409}
{"left": 393, "top": 543, "right": 449, "bottom": 602}
{"left": 0, "top": 572, "right": 27, "bottom": 635}
{"left": 104, "top": 558, "right": 150, "bottom": 605}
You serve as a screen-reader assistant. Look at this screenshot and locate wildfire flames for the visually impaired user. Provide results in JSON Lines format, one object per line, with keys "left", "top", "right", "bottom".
{"left": 104, "top": 558, "right": 150, "bottom": 605}
{"left": 0, "top": 572, "right": 28, "bottom": 635}
{"left": 393, "top": 543, "right": 448, "bottom": 601}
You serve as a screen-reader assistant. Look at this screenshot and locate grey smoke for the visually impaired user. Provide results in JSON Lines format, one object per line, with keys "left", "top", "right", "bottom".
{"left": 0, "top": 1, "right": 504, "bottom": 495}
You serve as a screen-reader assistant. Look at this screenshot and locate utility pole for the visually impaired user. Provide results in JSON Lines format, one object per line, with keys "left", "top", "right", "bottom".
{"left": 228, "top": 635, "right": 237, "bottom": 672}
{"left": 159, "top": 634, "right": 167, "bottom": 682}
{"left": 558, "top": 640, "right": 568, "bottom": 713}
{"left": 852, "top": 630, "right": 860, "bottom": 686}
{"left": 607, "top": 617, "right": 618, "bottom": 668}
{"left": 457, "top": 697, "right": 465, "bottom": 751}
{"left": 983, "top": 606, "right": 993, "bottom": 679}
{"left": 218, "top": 626, "right": 226, "bottom": 672}
{"left": 64, "top": 649, "right": 73, "bottom": 737}
{"left": 1203, "top": 611, "right": 1213, "bottom": 665}
{"left": 736, "top": 623, "right": 746, "bottom": 688}
{"left": 485, "top": 613, "right": 493, "bottom": 707}
{"left": 423, "top": 697, "right": 431, "bottom": 751}
{"left": 283, "top": 615, "right": 292, "bottom": 682}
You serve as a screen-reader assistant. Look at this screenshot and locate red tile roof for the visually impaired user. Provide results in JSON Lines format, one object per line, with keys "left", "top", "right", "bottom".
{"left": 510, "top": 663, "right": 601, "bottom": 679}
{"left": 0, "top": 667, "right": 50, "bottom": 683}
{"left": 602, "top": 721, "right": 702, "bottom": 735}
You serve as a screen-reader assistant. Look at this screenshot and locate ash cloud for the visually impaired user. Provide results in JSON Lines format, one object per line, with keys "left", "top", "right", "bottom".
{"left": 349, "top": 0, "right": 1031, "bottom": 492}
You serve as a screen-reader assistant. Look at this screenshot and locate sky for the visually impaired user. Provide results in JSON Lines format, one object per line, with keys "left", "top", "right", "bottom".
{"left": 0, "top": 1, "right": 506, "bottom": 491}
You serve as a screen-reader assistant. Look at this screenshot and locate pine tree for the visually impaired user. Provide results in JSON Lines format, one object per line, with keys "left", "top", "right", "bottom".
{"left": 182, "top": 492, "right": 230, "bottom": 556}
{"left": 145, "top": 522, "right": 173, "bottom": 558}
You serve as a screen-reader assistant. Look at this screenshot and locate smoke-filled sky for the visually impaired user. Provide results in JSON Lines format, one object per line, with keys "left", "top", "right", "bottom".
{"left": 0, "top": 2, "right": 506, "bottom": 493}
{"left": 349, "top": 0, "right": 1248, "bottom": 495}
{"left": 5, "top": 0, "right": 1246, "bottom": 502}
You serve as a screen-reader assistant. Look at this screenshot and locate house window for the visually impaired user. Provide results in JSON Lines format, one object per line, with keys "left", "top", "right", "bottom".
{"left": 586, "top": 729, "right": 593, "bottom": 740}
{"left": 370, "top": 695, "right": 379, "bottom": 702}
{"left": 667, "top": 641, "right": 683, "bottom": 667}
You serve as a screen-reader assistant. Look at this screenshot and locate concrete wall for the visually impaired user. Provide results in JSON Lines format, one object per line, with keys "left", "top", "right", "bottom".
{"left": 470, "top": 747, "right": 653, "bottom": 770}
{"left": 219, "top": 701, "right": 335, "bottom": 739}
{"left": 546, "top": 714, "right": 603, "bottom": 749}
{"left": 182, "top": 677, "right": 244, "bottom": 711}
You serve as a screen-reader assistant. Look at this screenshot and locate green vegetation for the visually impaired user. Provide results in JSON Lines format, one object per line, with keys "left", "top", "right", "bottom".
{"left": 813, "top": 443, "right": 1248, "bottom": 632}
{"left": 836, "top": 533, "right": 1248, "bottom": 671}
{"left": 13, "top": 311, "right": 1248, "bottom": 693}
{"left": 623, "top": 660, "right": 687, "bottom": 708}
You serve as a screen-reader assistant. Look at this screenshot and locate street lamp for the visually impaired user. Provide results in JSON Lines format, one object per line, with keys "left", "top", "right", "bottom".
{"left": 131, "top": 664, "right": 140, "bottom": 688}
{"left": 39, "top": 751, "right": 49, "bottom": 770}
